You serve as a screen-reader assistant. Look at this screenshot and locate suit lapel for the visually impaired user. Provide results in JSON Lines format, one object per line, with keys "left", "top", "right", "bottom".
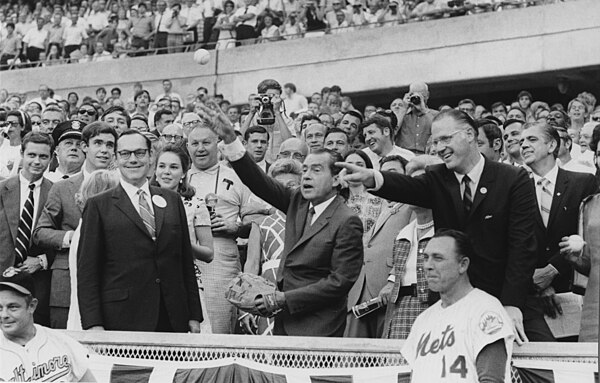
{"left": 369, "top": 202, "right": 395, "bottom": 240}
{"left": 69, "top": 173, "right": 85, "bottom": 213}
{"left": 112, "top": 185, "right": 152, "bottom": 239}
{"left": 468, "top": 159, "right": 496, "bottom": 218}
{"left": 294, "top": 199, "right": 310, "bottom": 245}
{"left": 290, "top": 196, "right": 340, "bottom": 253}
{"left": 36, "top": 178, "right": 52, "bottom": 220}
{"left": 150, "top": 186, "right": 165, "bottom": 239}
{"left": 547, "top": 169, "right": 568, "bottom": 229}
{"left": 3, "top": 177, "right": 20, "bottom": 243}
{"left": 441, "top": 169, "right": 465, "bottom": 226}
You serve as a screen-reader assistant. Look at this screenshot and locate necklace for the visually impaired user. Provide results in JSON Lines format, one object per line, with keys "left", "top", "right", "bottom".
{"left": 416, "top": 220, "right": 434, "bottom": 231}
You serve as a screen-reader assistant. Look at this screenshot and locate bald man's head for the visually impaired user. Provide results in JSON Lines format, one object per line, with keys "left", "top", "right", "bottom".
{"left": 409, "top": 82, "right": 430, "bottom": 102}
{"left": 278, "top": 138, "right": 308, "bottom": 162}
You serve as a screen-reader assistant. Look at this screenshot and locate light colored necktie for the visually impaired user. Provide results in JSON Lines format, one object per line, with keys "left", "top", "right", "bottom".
{"left": 137, "top": 190, "right": 156, "bottom": 240}
{"left": 537, "top": 177, "right": 552, "bottom": 227}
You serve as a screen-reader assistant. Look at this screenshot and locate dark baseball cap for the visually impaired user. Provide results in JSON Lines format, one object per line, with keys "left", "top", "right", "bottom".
{"left": 0, "top": 267, "right": 35, "bottom": 297}
{"left": 52, "top": 120, "right": 84, "bottom": 146}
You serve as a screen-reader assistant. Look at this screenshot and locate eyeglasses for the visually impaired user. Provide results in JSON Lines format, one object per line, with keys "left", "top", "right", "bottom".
{"left": 431, "top": 129, "right": 465, "bottom": 148}
{"left": 32, "top": 121, "right": 42, "bottom": 126}
{"left": 279, "top": 151, "right": 305, "bottom": 161}
{"left": 592, "top": 116, "right": 600, "bottom": 122}
{"left": 78, "top": 109, "right": 97, "bottom": 116}
{"left": 162, "top": 134, "right": 183, "bottom": 141}
{"left": 117, "top": 149, "right": 149, "bottom": 159}
{"left": 182, "top": 120, "right": 201, "bottom": 128}
{"left": 5, "top": 121, "right": 20, "bottom": 127}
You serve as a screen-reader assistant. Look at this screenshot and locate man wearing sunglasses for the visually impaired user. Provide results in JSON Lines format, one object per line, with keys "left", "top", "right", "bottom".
{"left": 77, "top": 130, "right": 203, "bottom": 333}
{"left": 33, "top": 122, "right": 118, "bottom": 329}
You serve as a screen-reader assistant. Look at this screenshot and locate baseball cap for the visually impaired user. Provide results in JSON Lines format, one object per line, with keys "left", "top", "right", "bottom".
{"left": 0, "top": 267, "right": 35, "bottom": 297}
{"left": 52, "top": 120, "right": 83, "bottom": 146}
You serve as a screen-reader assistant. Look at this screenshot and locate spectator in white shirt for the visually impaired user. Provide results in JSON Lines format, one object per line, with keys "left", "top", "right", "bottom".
{"left": 92, "top": 41, "right": 112, "bottom": 61}
{"left": 279, "top": 11, "right": 304, "bottom": 39}
{"left": 233, "top": 0, "right": 258, "bottom": 46}
{"left": 166, "top": 3, "right": 187, "bottom": 53}
{"left": 63, "top": 13, "right": 89, "bottom": 59}
{"left": 23, "top": 17, "right": 48, "bottom": 65}
{"left": 154, "top": 0, "right": 171, "bottom": 53}
{"left": 283, "top": 83, "right": 308, "bottom": 115}
{"left": 181, "top": 0, "right": 203, "bottom": 46}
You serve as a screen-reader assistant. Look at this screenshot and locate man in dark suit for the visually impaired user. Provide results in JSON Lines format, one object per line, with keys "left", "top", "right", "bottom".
{"left": 33, "top": 121, "right": 118, "bottom": 329}
{"left": 339, "top": 109, "right": 538, "bottom": 344}
{"left": 0, "top": 132, "right": 54, "bottom": 326}
{"left": 77, "top": 130, "right": 202, "bottom": 332}
{"left": 205, "top": 105, "right": 364, "bottom": 337}
{"left": 520, "top": 122, "right": 597, "bottom": 340}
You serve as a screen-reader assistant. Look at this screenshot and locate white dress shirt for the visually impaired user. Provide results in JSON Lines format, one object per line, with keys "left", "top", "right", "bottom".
{"left": 308, "top": 195, "right": 336, "bottom": 225}
{"left": 23, "top": 28, "right": 48, "bottom": 49}
{"left": 119, "top": 178, "right": 154, "bottom": 216}
{"left": 531, "top": 164, "right": 558, "bottom": 216}
{"left": 454, "top": 154, "right": 485, "bottom": 198}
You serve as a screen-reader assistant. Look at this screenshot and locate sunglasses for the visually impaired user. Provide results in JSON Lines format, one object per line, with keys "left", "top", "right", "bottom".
{"left": 592, "top": 116, "right": 600, "bottom": 122}
{"left": 78, "top": 109, "right": 97, "bottom": 116}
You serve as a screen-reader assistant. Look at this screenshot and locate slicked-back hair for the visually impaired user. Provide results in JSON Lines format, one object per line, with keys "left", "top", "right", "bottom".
{"left": 523, "top": 121, "right": 560, "bottom": 158}
{"left": 433, "top": 109, "right": 477, "bottom": 133}
{"left": 310, "top": 148, "right": 344, "bottom": 175}
{"left": 380, "top": 154, "right": 408, "bottom": 173}
{"left": 118, "top": 129, "right": 152, "bottom": 151}
{"left": 360, "top": 114, "right": 394, "bottom": 141}
{"left": 343, "top": 110, "right": 364, "bottom": 125}
{"left": 21, "top": 132, "right": 54, "bottom": 153}
{"left": 477, "top": 120, "right": 503, "bottom": 152}
{"left": 431, "top": 229, "right": 477, "bottom": 262}
{"left": 153, "top": 109, "right": 173, "bottom": 125}
{"left": 325, "top": 127, "right": 348, "bottom": 140}
{"left": 244, "top": 125, "right": 270, "bottom": 141}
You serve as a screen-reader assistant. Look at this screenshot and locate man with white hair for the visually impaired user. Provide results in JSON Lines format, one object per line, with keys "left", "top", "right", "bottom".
{"left": 160, "top": 123, "right": 185, "bottom": 146}
{"left": 393, "top": 82, "right": 438, "bottom": 155}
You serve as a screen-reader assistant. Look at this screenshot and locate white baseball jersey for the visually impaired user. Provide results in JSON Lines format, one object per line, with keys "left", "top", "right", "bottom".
{"left": 1, "top": 325, "right": 89, "bottom": 382}
{"left": 401, "top": 288, "right": 514, "bottom": 383}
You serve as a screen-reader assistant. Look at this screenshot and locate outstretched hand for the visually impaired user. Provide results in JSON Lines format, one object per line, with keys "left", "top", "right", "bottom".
{"left": 334, "top": 162, "right": 377, "bottom": 189}
{"left": 196, "top": 100, "right": 237, "bottom": 143}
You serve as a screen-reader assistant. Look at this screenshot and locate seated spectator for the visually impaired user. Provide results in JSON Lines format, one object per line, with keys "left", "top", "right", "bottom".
{"left": 376, "top": 0, "right": 405, "bottom": 27}
{"left": 280, "top": 11, "right": 304, "bottom": 39}
{"left": 330, "top": 10, "right": 351, "bottom": 34}
{"left": 45, "top": 43, "right": 62, "bottom": 66}
{"left": 259, "top": 14, "right": 281, "bottom": 43}
{"left": 113, "top": 30, "right": 131, "bottom": 58}
{"left": 91, "top": 41, "right": 112, "bottom": 62}
{"left": 410, "top": 0, "right": 445, "bottom": 19}
{"left": 325, "top": 0, "right": 349, "bottom": 29}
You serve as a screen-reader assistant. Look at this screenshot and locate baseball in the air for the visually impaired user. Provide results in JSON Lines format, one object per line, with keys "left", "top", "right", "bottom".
{"left": 193, "top": 49, "right": 210, "bottom": 65}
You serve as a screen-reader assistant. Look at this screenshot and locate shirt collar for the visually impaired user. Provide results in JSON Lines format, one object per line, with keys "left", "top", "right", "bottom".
{"left": 454, "top": 154, "right": 485, "bottom": 186}
{"left": 19, "top": 172, "right": 43, "bottom": 189}
{"left": 309, "top": 194, "right": 337, "bottom": 217}
{"left": 532, "top": 164, "right": 559, "bottom": 186}
{"left": 397, "top": 219, "right": 435, "bottom": 242}
{"left": 189, "top": 163, "right": 219, "bottom": 176}
{"left": 120, "top": 178, "right": 151, "bottom": 200}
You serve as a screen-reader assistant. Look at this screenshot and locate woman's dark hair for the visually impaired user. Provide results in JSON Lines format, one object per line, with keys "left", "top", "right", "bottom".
{"left": 344, "top": 149, "right": 373, "bottom": 169}
{"left": 154, "top": 144, "right": 196, "bottom": 200}
{"left": 7, "top": 110, "right": 32, "bottom": 138}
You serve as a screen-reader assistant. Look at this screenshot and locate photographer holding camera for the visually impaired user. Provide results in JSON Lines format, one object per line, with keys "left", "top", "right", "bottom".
{"left": 241, "top": 79, "right": 294, "bottom": 164}
{"left": 393, "top": 82, "right": 438, "bottom": 155}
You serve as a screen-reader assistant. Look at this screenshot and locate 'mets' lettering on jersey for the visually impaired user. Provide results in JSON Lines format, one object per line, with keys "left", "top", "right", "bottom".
{"left": 9, "top": 355, "right": 72, "bottom": 382}
{"left": 415, "top": 324, "right": 455, "bottom": 357}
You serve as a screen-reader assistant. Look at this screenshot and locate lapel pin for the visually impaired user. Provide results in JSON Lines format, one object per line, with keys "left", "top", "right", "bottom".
{"left": 152, "top": 195, "right": 167, "bottom": 208}
{"left": 480, "top": 187, "right": 487, "bottom": 195}
{"left": 556, "top": 192, "right": 561, "bottom": 196}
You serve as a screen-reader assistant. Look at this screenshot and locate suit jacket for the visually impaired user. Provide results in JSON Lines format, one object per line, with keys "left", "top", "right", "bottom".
{"left": 347, "top": 202, "right": 412, "bottom": 310}
{"left": 0, "top": 176, "right": 54, "bottom": 272}
{"left": 77, "top": 184, "right": 202, "bottom": 331}
{"left": 32, "top": 173, "right": 84, "bottom": 308}
{"left": 374, "top": 158, "right": 538, "bottom": 309}
{"left": 230, "top": 153, "right": 364, "bottom": 336}
{"left": 532, "top": 168, "right": 597, "bottom": 293}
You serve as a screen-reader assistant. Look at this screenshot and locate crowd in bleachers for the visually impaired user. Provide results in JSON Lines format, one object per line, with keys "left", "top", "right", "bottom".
{"left": 0, "top": 0, "right": 562, "bottom": 69}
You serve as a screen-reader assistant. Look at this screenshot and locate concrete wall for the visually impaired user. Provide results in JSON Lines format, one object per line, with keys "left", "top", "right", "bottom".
{"left": 1, "top": 0, "right": 598, "bottom": 104}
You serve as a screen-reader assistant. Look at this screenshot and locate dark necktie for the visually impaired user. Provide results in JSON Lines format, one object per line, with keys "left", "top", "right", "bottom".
{"left": 303, "top": 207, "right": 315, "bottom": 235}
{"left": 62, "top": 174, "right": 69, "bottom": 179}
{"left": 462, "top": 175, "right": 472, "bottom": 214}
{"left": 14, "top": 183, "right": 35, "bottom": 265}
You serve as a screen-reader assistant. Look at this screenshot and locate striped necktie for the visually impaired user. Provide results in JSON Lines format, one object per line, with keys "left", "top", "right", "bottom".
{"left": 537, "top": 177, "right": 552, "bottom": 227}
{"left": 137, "top": 190, "right": 156, "bottom": 240}
{"left": 462, "top": 175, "right": 472, "bottom": 214}
{"left": 14, "top": 183, "right": 35, "bottom": 265}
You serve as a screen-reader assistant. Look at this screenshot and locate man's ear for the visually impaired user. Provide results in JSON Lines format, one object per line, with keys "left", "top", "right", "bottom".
{"left": 459, "top": 256, "right": 470, "bottom": 274}
{"left": 493, "top": 138, "right": 502, "bottom": 152}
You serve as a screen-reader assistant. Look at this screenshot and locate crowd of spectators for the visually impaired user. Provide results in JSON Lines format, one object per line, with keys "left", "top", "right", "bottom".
{"left": 0, "top": 79, "right": 600, "bottom": 352}
{"left": 0, "top": 0, "right": 564, "bottom": 69}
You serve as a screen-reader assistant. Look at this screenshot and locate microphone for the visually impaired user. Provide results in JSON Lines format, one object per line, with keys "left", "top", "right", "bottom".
{"left": 205, "top": 193, "right": 218, "bottom": 218}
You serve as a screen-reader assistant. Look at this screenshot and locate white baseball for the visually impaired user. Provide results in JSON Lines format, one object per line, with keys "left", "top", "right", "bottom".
{"left": 567, "top": 234, "right": 585, "bottom": 253}
{"left": 193, "top": 49, "right": 211, "bottom": 65}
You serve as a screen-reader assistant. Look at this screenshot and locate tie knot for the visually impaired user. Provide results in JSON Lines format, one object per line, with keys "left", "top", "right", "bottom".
{"left": 28, "top": 183, "right": 35, "bottom": 191}
{"left": 537, "top": 177, "right": 550, "bottom": 187}
{"left": 137, "top": 189, "right": 146, "bottom": 197}
{"left": 462, "top": 175, "right": 471, "bottom": 185}
{"left": 309, "top": 207, "right": 315, "bottom": 215}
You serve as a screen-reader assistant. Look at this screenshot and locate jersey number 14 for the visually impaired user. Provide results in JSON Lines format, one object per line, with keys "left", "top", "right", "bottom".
{"left": 441, "top": 355, "right": 468, "bottom": 378}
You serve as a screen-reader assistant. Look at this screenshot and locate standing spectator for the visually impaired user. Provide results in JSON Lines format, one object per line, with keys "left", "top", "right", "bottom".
{"left": 233, "top": 0, "right": 258, "bottom": 46}
{"left": 40, "top": 106, "right": 65, "bottom": 135}
{"left": 280, "top": 11, "right": 304, "bottom": 39}
{"left": 113, "top": 30, "right": 130, "bottom": 58}
{"left": 22, "top": 17, "right": 48, "bottom": 65}
{"left": 376, "top": 0, "right": 405, "bottom": 26}
{"left": 1, "top": 111, "right": 30, "bottom": 175}
{"left": 301, "top": 0, "right": 327, "bottom": 36}
{"left": 116, "top": 7, "right": 132, "bottom": 35}
{"left": 77, "top": 130, "right": 203, "bottom": 332}
{"left": 380, "top": 155, "right": 441, "bottom": 339}
{"left": 181, "top": 0, "right": 203, "bottom": 47}
{"left": 133, "top": 90, "right": 151, "bottom": 118}
{"left": 361, "top": 114, "right": 414, "bottom": 170}
{"left": 166, "top": 3, "right": 187, "bottom": 53}
{"left": 63, "top": 13, "right": 88, "bottom": 60}
{"left": 154, "top": 144, "right": 214, "bottom": 334}
{"left": 0, "top": 133, "right": 54, "bottom": 327}
{"left": 76, "top": 102, "right": 98, "bottom": 125}
{"left": 491, "top": 101, "right": 508, "bottom": 123}
{"left": 283, "top": 83, "right": 308, "bottom": 115}
{"left": 86, "top": 0, "right": 109, "bottom": 44}
{"left": 156, "top": 79, "right": 184, "bottom": 107}
{"left": 517, "top": 90, "right": 533, "bottom": 121}
{"left": 324, "top": 127, "right": 350, "bottom": 157}
{"left": 0, "top": 23, "right": 21, "bottom": 70}
{"left": 410, "top": 0, "right": 445, "bottom": 19}
{"left": 214, "top": 1, "right": 237, "bottom": 50}
{"left": 33, "top": 122, "right": 118, "bottom": 329}
{"left": 457, "top": 98, "right": 476, "bottom": 118}
{"left": 44, "top": 121, "right": 85, "bottom": 182}
{"left": 393, "top": 82, "right": 438, "bottom": 155}
{"left": 567, "top": 98, "right": 586, "bottom": 133}
{"left": 340, "top": 109, "right": 540, "bottom": 344}
{"left": 45, "top": 13, "right": 65, "bottom": 54}
{"left": 154, "top": 1, "right": 171, "bottom": 53}
{"left": 130, "top": 4, "right": 154, "bottom": 54}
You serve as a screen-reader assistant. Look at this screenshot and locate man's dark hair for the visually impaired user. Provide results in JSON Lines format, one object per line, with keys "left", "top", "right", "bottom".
{"left": 507, "top": 107, "right": 526, "bottom": 121}
{"left": 523, "top": 121, "right": 560, "bottom": 158}
{"left": 131, "top": 114, "right": 148, "bottom": 124}
{"left": 547, "top": 109, "right": 570, "bottom": 128}
{"left": 81, "top": 121, "right": 118, "bottom": 145}
{"left": 163, "top": 79, "right": 172, "bottom": 84}
{"left": 458, "top": 98, "right": 476, "bottom": 108}
{"left": 490, "top": 101, "right": 507, "bottom": 113}
{"left": 380, "top": 154, "right": 408, "bottom": 172}
{"left": 310, "top": 148, "right": 343, "bottom": 175}
{"left": 154, "top": 109, "right": 173, "bottom": 125}
{"left": 134, "top": 90, "right": 151, "bottom": 102}
{"left": 431, "top": 229, "right": 477, "bottom": 262}
{"left": 376, "top": 109, "right": 398, "bottom": 132}
{"left": 101, "top": 105, "right": 131, "bottom": 128}
{"left": 96, "top": 87, "right": 106, "bottom": 94}
{"left": 300, "top": 114, "right": 321, "bottom": 130}
{"left": 343, "top": 110, "right": 363, "bottom": 125}
{"left": 360, "top": 114, "right": 394, "bottom": 141}
{"left": 330, "top": 85, "right": 342, "bottom": 94}
{"left": 518, "top": 90, "right": 532, "bottom": 100}
{"left": 325, "top": 127, "right": 348, "bottom": 140}
{"left": 590, "top": 124, "right": 600, "bottom": 153}
{"left": 67, "top": 92, "right": 79, "bottom": 101}
{"left": 197, "top": 86, "right": 208, "bottom": 93}
{"left": 6, "top": 22, "right": 15, "bottom": 29}
{"left": 284, "top": 83, "right": 297, "bottom": 93}
{"left": 118, "top": 129, "right": 152, "bottom": 151}
{"left": 21, "top": 132, "right": 54, "bottom": 153}
{"left": 477, "top": 120, "right": 503, "bottom": 152}
{"left": 257, "top": 79, "right": 282, "bottom": 94}
{"left": 244, "top": 125, "right": 270, "bottom": 141}
{"left": 433, "top": 109, "right": 477, "bottom": 133}
{"left": 111, "top": 87, "right": 121, "bottom": 96}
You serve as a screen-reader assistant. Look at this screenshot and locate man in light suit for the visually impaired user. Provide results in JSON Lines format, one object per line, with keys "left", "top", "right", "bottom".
{"left": 207, "top": 106, "right": 364, "bottom": 337}
{"left": 33, "top": 121, "right": 118, "bottom": 329}
{"left": 0, "top": 133, "right": 54, "bottom": 326}
{"left": 340, "top": 109, "right": 539, "bottom": 344}
{"left": 77, "top": 130, "right": 202, "bottom": 332}
{"left": 520, "top": 122, "right": 597, "bottom": 340}
{"left": 345, "top": 155, "right": 413, "bottom": 338}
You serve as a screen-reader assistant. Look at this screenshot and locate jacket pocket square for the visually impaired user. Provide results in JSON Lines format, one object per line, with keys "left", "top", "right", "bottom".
{"left": 484, "top": 215, "right": 493, "bottom": 220}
